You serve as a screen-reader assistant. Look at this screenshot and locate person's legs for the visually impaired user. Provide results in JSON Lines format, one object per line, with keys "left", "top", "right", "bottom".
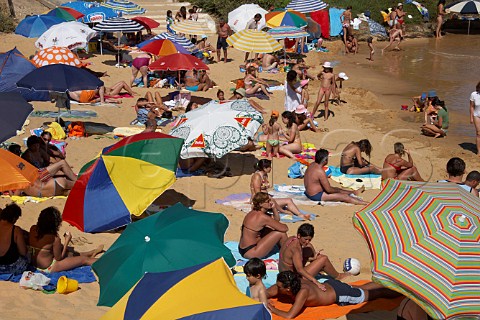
{"left": 266, "top": 141, "right": 273, "bottom": 160}
{"left": 49, "top": 256, "right": 96, "bottom": 273}
{"left": 358, "top": 282, "right": 401, "bottom": 301}
{"left": 397, "top": 167, "right": 424, "bottom": 181}
{"left": 473, "top": 116, "right": 480, "bottom": 155}
{"left": 346, "top": 165, "right": 382, "bottom": 175}
{"left": 54, "top": 177, "right": 75, "bottom": 195}
{"left": 304, "top": 254, "right": 349, "bottom": 280}
{"left": 140, "top": 66, "right": 149, "bottom": 88}
{"left": 274, "top": 198, "right": 310, "bottom": 220}
{"left": 323, "top": 88, "right": 331, "bottom": 121}
{"left": 108, "top": 81, "right": 135, "bottom": 96}
{"left": 321, "top": 192, "right": 368, "bottom": 205}
{"left": 223, "top": 47, "right": 228, "bottom": 62}
{"left": 312, "top": 88, "right": 326, "bottom": 119}
{"left": 243, "top": 231, "right": 287, "bottom": 259}
{"left": 131, "top": 66, "right": 139, "bottom": 86}
{"left": 145, "top": 91, "right": 154, "bottom": 102}
{"left": 279, "top": 143, "right": 302, "bottom": 159}
{"left": 245, "top": 52, "right": 250, "bottom": 62}
{"left": 436, "top": 16, "right": 443, "bottom": 38}
{"left": 154, "top": 91, "right": 163, "bottom": 105}
{"left": 46, "top": 160, "right": 76, "bottom": 181}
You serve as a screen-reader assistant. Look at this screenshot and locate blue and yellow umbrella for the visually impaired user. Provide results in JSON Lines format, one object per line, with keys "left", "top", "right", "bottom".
{"left": 101, "top": 258, "right": 271, "bottom": 320}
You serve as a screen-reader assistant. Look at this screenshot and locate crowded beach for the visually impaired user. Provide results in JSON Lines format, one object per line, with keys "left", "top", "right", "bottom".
{"left": 1, "top": 0, "right": 480, "bottom": 319}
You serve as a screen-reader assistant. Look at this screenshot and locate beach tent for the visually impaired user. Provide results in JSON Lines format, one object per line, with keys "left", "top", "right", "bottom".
{"left": 310, "top": 10, "right": 330, "bottom": 39}
{"left": 0, "top": 48, "right": 49, "bottom": 101}
{"left": 328, "top": 7, "right": 345, "bottom": 37}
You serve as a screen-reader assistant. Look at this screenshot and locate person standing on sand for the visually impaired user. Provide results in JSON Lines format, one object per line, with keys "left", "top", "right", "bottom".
{"left": 436, "top": 0, "right": 446, "bottom": 39}
{"left": 245, "top": 14, "right": 262, "bottom": 62}
{"left": 312, "top": 62, "right": 335, "bottom": 121}
{"left": 469, "top": 81, "right": 480, "bottom": 156}
{"left": 304, "top": 149, "right": 368, "bottom": 205}
{"left": 340, "top": 6, "right": 353, "bottom": 48}
{"left": 382, "top": 28, "right": 403, "bottom": 53}
{"left": 216, "top": 18, "right": 232, "bottom": 63}
{"left": 285, "top": 70, "right": 302, "bottom": 112}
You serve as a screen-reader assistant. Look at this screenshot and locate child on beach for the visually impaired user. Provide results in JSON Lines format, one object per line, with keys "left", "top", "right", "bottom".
{"left": 263, "top": 110, "right": 282, "bottom": 159}
{"left": 465, "top": 171, "right": 480, "bottom": 195}
{"left": 244, "top": 258, "right": 268, "bottom": 305}
{"left": 217, "top": 89, "right": 225, "bottom": 101}
{"left": 367, "top": 36, "right": 375, "bottom": 61}
{"left": 166, "top": 10, "right": 175, "bottom": 34}
{"left": 299, "top": 79, "right": 309, "bottom": 107}
{"left": 312, "top": 62, "right": 335, "bottom": 121}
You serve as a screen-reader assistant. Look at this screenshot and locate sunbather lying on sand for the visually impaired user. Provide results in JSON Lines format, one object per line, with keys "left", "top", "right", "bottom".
{"left": 69, "top": 81, "right": 136, "bottom": 104}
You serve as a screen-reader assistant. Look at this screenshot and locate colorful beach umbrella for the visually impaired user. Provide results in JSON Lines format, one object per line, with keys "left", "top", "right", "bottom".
{"left": 354, "top": 179, "right": 480, "bottom": 319}
{"left": 35, "top": 21, "right": 96, "bottom": 50}
{"left": 170, "top": 99, "right": 263, "bottom": 159}
{"left": 93, "top": 17, "right": 144, "bottom": 33}
{"left": 101, "top": 258, "right": 271, "bottom": 320}
{"left": 149, "top": 53, "right": 208, "bottom": 71}
{"left": 131, "top": 16, "right": 160, "bottom": 29}
{"left": 226, "top": 29, "right": 282, "bottom": 53}
{"left": 31, "top": 47, "right": 82, "bottom": 67}
{"left": 45, "top": 7, "right": 84, "bottom": 21}
{"left": 93, "top": 203, "right": 236, "bottom": 307}
{"left": 265, "top": 9, "right": 308, "bottom": 28}
{"left": 286, "top": 0, "right": 328, "bottom": 14}
{"left": 267, "top": 26, "right": 309, "bottom": 39}
{"left": 0, "top": 92, "right": 33, "bottom": 144}
{"left": 138, "top": 32, "right": 195, "bottom": 51}
{"left": 62, "top": 132, "right": 183, "bottom": 233}
{"left": 17, "top": 64, "right": 103, "bottom": 92}
{"left": 15, "top": 15, "right": 65, "bottom": 38}
{"left": 228, "top": 4, "right": 268, "bottom": 32}
{"left": 62, "top": 1, "right": 118, "bottom": 23}
{"left": 0, "top": 149, "right": 38, "bottom": 192}
{"left": 103, "top": 0, "right": 146, "bottom": 15}
{"left": 170, "top": 20, "right": 213, "bottom": 35}
{"left": 446, "top": 0, "right": 480, "bottom": 14}
{"left": 140, "top": 39, "right": 189, "bottom": 56}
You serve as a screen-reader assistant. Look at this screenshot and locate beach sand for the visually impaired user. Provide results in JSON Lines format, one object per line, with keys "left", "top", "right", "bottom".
{"left": 1, "top": 34, "right": 478, "bottom": 319}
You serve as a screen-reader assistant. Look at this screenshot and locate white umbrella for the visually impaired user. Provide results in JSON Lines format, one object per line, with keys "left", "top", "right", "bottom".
{"left": 445, "top": 0, "right": 480, "bottom": 34}
{"left": 170, "top": 99, "right": 263, "bottom": 159}
{"left": 228, "top": 4, "right": 268, "bottom": 32}
{"left": 35, "top": 21, "right": 96, "bottom": 50}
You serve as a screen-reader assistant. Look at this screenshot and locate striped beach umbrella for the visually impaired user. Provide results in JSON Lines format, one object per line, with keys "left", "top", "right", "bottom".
{"left": 32, "top": 46, "right": 82, "bottom": 67}
{"left": 267, "top": 26, "right": 309, "bottom": 39}
{"left": 93, "top": 17, "right": 144, "bottom": 33}
{"left": 62, "top": 132, "right": 184, "bottom": 233}
{"left": 445, "top": 0, "right": 480, "bottom": 14}
{"left": 227, "top": 29, "right": 282, "bottom": 53}
{"left": 354, "top": 179, "right": 480, "bottom": 319}
{"left": 170, "top": 20, "right": 213, "bottom": 35}
{"left": 286, "top": 0, "right": 328, "bottom": 14}
{"left": 145, "top": 32, "right": 195, "bottom": 51}
{"left": 140, "top": 39, "right": 189, "bottom": 56}
{"left": 265, "top": 9, "right": 307, "bottom": 28}
{"left": 103, "top": 0, "right": 146, "bottom": 15}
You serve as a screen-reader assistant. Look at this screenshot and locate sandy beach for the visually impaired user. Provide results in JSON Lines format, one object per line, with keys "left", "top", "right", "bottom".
{"left": 1, "top": 31, "right": 479, "bottom": 320}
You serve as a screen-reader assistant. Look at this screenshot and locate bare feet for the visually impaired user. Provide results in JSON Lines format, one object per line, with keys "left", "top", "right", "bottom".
{"left": 336, "top": 272, "right": 351, "bottom": 281}
{"left": 299, "top": 213, "right": 311, "bottom": 221}
{"left": 90, "top": 244, "right": 105, "bottom": 257}
{"left": 354, "top": 186, "right": 365, "bottom": 196}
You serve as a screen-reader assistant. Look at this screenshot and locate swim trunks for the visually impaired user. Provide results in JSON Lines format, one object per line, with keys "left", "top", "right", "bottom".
{"left": 216, "top": 37, "right": 228, "bottom": 50}
{"left": 79, "top": 90, "right": 96, "bottom": 103}
{"left": 304, "top": 191, "right": 324, "bottom": 202}
{"left": 186, "top": 85, "right": 199, "bottom": 92}
{"left": 326, "top": 279, "right": 365, "bottom": 306}
{"left": 267, "top": 139, "right": 280, "bottom": 146}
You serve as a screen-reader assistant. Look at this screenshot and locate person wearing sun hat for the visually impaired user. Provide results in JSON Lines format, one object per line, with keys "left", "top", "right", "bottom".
{"left": 332, "top": 72, "right": 348, "bottom": 105}
{"left": 312, "top": 62, "right": 335, "bottom": 121}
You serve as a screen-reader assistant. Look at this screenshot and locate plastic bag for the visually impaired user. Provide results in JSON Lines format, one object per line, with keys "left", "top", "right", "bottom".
{"left": 19, "top": 271, "right": 50, "bottom": 290}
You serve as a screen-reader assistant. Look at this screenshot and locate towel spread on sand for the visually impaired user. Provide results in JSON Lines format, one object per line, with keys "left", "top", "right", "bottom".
{"left": 246, "top": 92, "right": 270, "bottom": 100}
{"left": 272, "top": 185, "right": 354, "bottom": 206}
{"left": 329, "top": 166, "right": 382, "bottom": 190}
{"left": 176, "top": 168, "right": 205, "bottom": 178}
{"left": 1, "top": 195, "right": 67, "bottom": 204}
{"left": 0, "top": 266, "right": 96, "bottom": 286}
{"left": 30, "top": 110, "right": 97, "bottom": 118}
{"left": 231, "top": 78, "right": 282, "bottom": 87}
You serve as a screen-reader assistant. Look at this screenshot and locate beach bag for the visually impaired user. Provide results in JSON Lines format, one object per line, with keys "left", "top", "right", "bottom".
{"left": 19, "top": 271, "right": 50, "bottom": 290}
{"left": 67, "top": 121, "right": 86, "bottom": 137}
{"left": 288, "top": 162, "right": 308, "bottom": 178}
{"left": 45, "top": 121, "right": 66, "bottom": 140}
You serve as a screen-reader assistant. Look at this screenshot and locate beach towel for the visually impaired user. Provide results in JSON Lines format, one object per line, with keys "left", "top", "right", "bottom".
{"left": 268, "top": 85, "right": 285, "bottom": 91}
{"left": 104, "top": 93, "right": 133, "bottom": 99}
{"left": 1, "top": 195, "right": 67, "bottom": 204}
{"left": 176, "top": 168, "right": 205, "bottom": 178}
{"left": 30, "top": 110, "right": 97, "bottom": 118}
{"left": 270, "top": 282, "right": 403, "bottom": 320}
{"left": 310, "top": 9, "right": 330, "bottom": 39}
{"left": 246, "top": 92, "right": 269, "bottom": 100}
{"left": 272, "top": 185, "right": 353, "bottom": 206}
{"left": 328, "top": 8, "right": 345, "bottom": 37}
{"left": 368, "top": 19, "right": 388, "bottom": 37}
{"left": 329, "top": 166, "right": 382, "bottom": 190}
{"left": 0, "top": 266, "right": 96, "bottom": 287}
{"left": 215, "top": 193, "right": 316, "bottom": 220}
{"left": 261, "top": 147, "right": 317, "bottom": 160}
{"left": 231, "top": 78, "right": 282, "bottom": 87}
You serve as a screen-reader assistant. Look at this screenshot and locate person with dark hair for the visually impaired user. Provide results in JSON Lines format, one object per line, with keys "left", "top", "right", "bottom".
{"left": 40, "top": 131, "right": 65, "bottom": 162}
{"left": 279, "top": 223, "right": 349, "bottom": 290}
{"left": 285, "top": 70, "right": 302, "bottom": 112}
{"left": 7, "top": 143, "right": 21, "bottom": 156}
{"left": 216, "top": 18, "right": 232, "bottom": 63}
{"left": 0, "top": 203, "right": 29, "bottom": 275}
{"left": 244, "top": 66, "right": 271, "bottom": 96}
{"left": 340, "top": 6, "right": 353, "bottom": 47}
{"left": 244, "top": 258, "right": 268, "bottom": 304}
{"left": 340, "top": 139, "right": 382, "bottom": 175}
{"left": 244, "top": 13, "right": 263, "bottom": 62}
{"left": 436, "top": 0, "right": 446, "bottom": 39}
{"left": 382, "top": 142, "right": 423, "bottom": 181}
{"left": 267, "top": 271, "right": 400, "bottom": 318}
{"left": 304, "top": 149, "right": 367, "bottom": 205}
{"left": 438, "top": 158, "right": 478, "bottom": 195}
{"left": 142, "top": 119, "right": 158, "bottom": 133}
{"left": 29, "top": 207, "right": 103, "bottom": 273}
{"left": 166, "top": 10, "right": 175, "bottom": 33}
{"left": 465, "top": 171, "right": 480, "bottom": 196}
{"left": 238, "top": 192, "right": 288, "bottom": 258}
{"left": 217, "top": 89, "right": 225, "bottom": 101}
{"left": 469, "top": 81, "right": 480, "bottom": 156}
{"left": 251, "top": 159, "right": 310, "bottom": 220}
{"left": 279, "top": 111, "right": 302, "bottom": 158}
{"left": 421, "top": 97, "right": 448, "bottom": 138}
{"left": 175, "top": 6, "right": 187, "bottom": 22}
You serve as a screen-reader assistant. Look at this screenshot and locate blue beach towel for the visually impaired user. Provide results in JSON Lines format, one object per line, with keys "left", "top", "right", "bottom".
{"left": 329, "top": 8, "right": 345, "bottom": 37}
{"left": 329, "top": 166, "right": 381, "bottom": 179}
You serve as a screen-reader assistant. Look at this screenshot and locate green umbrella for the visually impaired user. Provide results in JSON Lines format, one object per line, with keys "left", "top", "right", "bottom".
{"left": 93, "top": 203, "right": 236, "bottom": 307}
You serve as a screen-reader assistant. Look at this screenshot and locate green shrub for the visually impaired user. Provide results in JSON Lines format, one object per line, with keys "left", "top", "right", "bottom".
{"left": 0, "top": 4, "right": 16, "bottom": 33}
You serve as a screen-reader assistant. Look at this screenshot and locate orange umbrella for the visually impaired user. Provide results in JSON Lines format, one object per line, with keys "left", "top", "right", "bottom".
{"left": 32, "top": 46, "right": 82, "bottom": 68}
{"left": 0, "top": 149, "right": 38, "bottom": 192}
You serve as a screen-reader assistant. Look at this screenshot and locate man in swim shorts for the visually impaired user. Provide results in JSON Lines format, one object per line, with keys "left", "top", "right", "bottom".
{"left": 303, "top": 149, "right": 367, "bottom": 205}
{"left": 267, "top": 271, "right": 400, "bottom": 318}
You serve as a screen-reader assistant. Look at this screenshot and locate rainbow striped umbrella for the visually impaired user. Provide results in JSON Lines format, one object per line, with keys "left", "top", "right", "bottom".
{"left": 226, "top": 29, "right": 282, "bottom": 53}
{"left": 267, "top": 26, "right": 308, "bottom": 39}
{"left": 286, "top": 0, "right": 328, "bottom": 14}
{"left": 103, "top": 0, "right": 145, "bottom": 15}
{"left": 265, "top": 9, "right": 307, "bottom": 28}
{"left": 354, "top": 179, "right": 480, "bottom": 319}
{"left": 170, "top": 20, "right": 213, "bottom": 35}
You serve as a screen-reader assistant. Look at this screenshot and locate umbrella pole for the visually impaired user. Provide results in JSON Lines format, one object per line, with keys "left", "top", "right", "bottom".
{"left": 468, "top": 20, "right": 471, "bottom": 35}
{"left": 117, "top": 36, "right": 120, "bottom": 68}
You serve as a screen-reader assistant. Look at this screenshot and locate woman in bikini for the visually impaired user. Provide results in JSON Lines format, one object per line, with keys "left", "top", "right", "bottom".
{"left": 312, "top": 62, "right": 335, "bottom": 121}
{"left": 340, "top": 6, "right": 352, "bottom": 45}
{"left": 244, "top": 66, "right": 271, "bottom": 97}
{"left": 436, "top": 0, "right": 446, "bottom": 39}
{"left": 238, "top": 192, "right": 288, "bottom": 259}
{"left": 0, "top": 204, "right": 29, "bottom": 275}
{"left": 184, "top": 70, "right": 206, "bottom": 92}
{"left": 382, "top": 142, "right": 424, "bottom": 181}
{"left": 131, "top": 52, "right": 152, "bottom": 87}
{"left": 280, "top": 111, "right": 303, "bottom": 159}
{"left": 29, "top": 207, "right": 103, "bottom": 273}
{"left": 279, "top": 223, "right": 349, "bottom": 291}
{"left": 340, "top": 139, "right": 382, "bottom": 175}
{"left": 250, "top": 160, "right": 310, "bottom": 220}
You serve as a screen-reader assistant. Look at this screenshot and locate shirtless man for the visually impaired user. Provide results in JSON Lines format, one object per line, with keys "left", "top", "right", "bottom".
{"left": 303, "top": 149, "right": 367, "bottom": 205}
{"left": 267, "top": 271, "right": 400, "bottom": 319}
{"left": 312, "top": 62, "right": 335, "bottom": 121}
{"left": 262, "top": 53, "right": 280, "bottom": 71}
{"left": 292, "top": 58, "right": 314, "bottom": 80}
{"left": 279, "top": 224, "right": 350, "bottom": 290}
{"left": 395, "top": 3, "right": 407, "bottom": 34}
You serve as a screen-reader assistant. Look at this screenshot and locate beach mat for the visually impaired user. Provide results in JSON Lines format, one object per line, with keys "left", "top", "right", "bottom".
{"left": 84, "top": 122, "right": 115, "bottom": 135}
{"left": 231, "top": 78, "right": 282, "bottom": 87}
{"left": 1, "top": 195, "right": 67, "bottom": 204}
{"left": 0, "top": 266, "right": 96, "bottom": 287}
{"left": 30, "top": 110, "right": 97, "bottom": 118}
{"left": 329, "top": 166, "right": 382, "bottom": 190}
{"left": 271, "top": 283, "right": 403, "bottom": 320}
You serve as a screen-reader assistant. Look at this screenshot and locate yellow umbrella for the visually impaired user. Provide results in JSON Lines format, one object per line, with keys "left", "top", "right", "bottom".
{"left": 226, "top": 29, "right": 282, "bottom": 53}
{"left": 170, "top": 20, "right": 213, "bottom": 35}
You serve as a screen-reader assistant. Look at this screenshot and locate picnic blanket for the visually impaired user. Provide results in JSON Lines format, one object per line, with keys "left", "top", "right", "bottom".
{"left": 329, "top": 166, "right": 382, "bottom": 190}
{"left": 0, "top": 266, "right": 96, "bottom": 288}
{"left": 30, "top": 110, "right": 97, "bottom": 118}
{"left": 1, "top": 195, "right": 67, "bottom": 204}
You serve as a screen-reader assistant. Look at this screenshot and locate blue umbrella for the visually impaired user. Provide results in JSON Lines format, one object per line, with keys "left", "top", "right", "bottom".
{"left": 15, "top": 15, "right": 65, "bottom": 38}
{"left": 0, "top": 92, "right": 33, "bottom": 143}
{"left": 61, "top": 1, "right": 118, "bottom": 22}
{"left": 16, "top": 64, "right": 104, "bottom": 92}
